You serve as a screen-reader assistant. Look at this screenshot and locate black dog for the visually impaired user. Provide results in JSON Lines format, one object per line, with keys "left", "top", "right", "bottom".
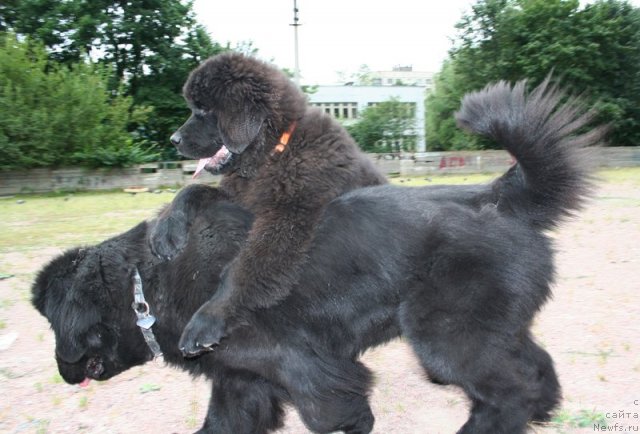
{"left": 31, "top": 195, "right": 301, "bottom": 433}
{"left": 34, "top": 79, "right": 601, "bottom": 433}
{"left": 162, "top": 78, "right": 601, "bottom": 433}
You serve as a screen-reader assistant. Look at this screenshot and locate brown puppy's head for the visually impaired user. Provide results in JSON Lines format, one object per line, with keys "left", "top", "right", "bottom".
{"left": 31, "top": 229, "right": 152, "bottom": 385}
{"left": 170, "top": 52, "right": 307, "bottom": 175}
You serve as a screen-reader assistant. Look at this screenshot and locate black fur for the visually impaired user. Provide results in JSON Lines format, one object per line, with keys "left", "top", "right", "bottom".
{"left": 33, "top": 79, "right": 602, "bottom": 433}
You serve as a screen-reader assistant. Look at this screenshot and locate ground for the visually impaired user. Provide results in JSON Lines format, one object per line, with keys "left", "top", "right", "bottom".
{"left": 0, "top": 173, "right": 638, "bottom": 434}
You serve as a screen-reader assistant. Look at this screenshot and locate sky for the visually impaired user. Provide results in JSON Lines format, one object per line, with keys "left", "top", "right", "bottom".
{"left": 192, "top": 0, "right": 476, "bottom": 84}
{"left": 192, "top": 0, "right": 640, "bottom": 85}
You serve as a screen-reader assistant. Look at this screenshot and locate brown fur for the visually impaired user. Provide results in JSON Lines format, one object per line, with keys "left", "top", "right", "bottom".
{"left": 155, "top": 53, "right": 386, "bottom": 336}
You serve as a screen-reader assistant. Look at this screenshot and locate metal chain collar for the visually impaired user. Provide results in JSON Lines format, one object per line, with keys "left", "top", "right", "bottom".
{"left": 131, "top": 267, "right": 163, "bottom": 359}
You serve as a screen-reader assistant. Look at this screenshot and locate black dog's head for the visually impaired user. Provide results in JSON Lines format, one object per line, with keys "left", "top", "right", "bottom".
{"left": 31, "top": 226, "right": 152, "bottom": 385}
{"left": 170, "top": 52, "right": 307, "bottom": 175}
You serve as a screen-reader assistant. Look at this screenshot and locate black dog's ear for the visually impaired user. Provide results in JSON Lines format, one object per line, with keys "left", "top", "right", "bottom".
{"left": 54, "top": 250, "right": 110, "bottom": 362}
{"left": 32, "top": 247, "right": 84, "bottom": 314}
{"left": 32, "top": 247, "right": 102, "bottom": 363}
{"left": 217, "top": 105, "right": 266, "bottom": 154}
{"left": 53, "top": 298, "right": 99, "bottom": 363}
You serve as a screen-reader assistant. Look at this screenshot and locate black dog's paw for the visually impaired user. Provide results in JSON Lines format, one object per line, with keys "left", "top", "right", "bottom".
{"left": 427, "top": 373, "right": 450, "bottom": 386}
{"left": 149, "top": 211, "right": 189, "bottom": 261}
{"left": 179, "top": 310, "right": 227, "bottom": 357}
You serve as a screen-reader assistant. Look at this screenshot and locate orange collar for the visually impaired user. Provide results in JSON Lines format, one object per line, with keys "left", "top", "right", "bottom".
{"left": 273, "top": 122, "right": 297, "bottom": 154}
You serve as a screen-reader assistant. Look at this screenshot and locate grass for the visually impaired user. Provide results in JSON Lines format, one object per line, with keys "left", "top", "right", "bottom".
{"left": 566, "top": 349, "right": 618, "bottom": 363}
{"left": 0, "top": 298, "right": 15, "bottom": 308}
{"left": 389, "top": 172, "right": 499, "bottom": 186}
{"left": 186, "top": 397, "right": 200, "bottom": 429}
{"left": 0, "top": 172, "right": 505, "bottom": 255}
{"left": 0, "top": 190, "right": 174, "bottom": 253}
{"left": 551, "top": 408, "right": 608, "bottom": 428}
{"left": 31, "top": 418, "right": 50, "bottom": 434}
{"left": 390, "top": 167, "right": 640, "bottom": 187}
{"left": 50, "top": 372, "right": 63, "bottom": 384}
{"left": 0, "top": 367, "right": 18, "bottom": 379}
{"left": 598, "top": 166, "right": 640, "bottom": 185}
{"left": 139, "top": 383, "right": 162, "bottom": 394}
{"left": 0, "top": 167, "right": 637, "bottom": 255}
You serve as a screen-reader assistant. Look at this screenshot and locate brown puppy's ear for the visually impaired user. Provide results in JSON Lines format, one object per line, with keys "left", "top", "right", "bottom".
{"left": 217, "top": 105, "right": 266, "bottom": 154}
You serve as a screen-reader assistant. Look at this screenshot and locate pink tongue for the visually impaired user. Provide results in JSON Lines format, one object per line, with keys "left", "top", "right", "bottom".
{"left": 192, "top": 146, "right": 230, "bottom": 179}
{"left": 79, "top": 378, "right": 91, "bottom": 388}
{"left": 193, "top": 157, "right": 211, "bottom": 179}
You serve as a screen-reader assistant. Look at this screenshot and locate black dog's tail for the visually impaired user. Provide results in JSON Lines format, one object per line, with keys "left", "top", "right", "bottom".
{"left": 456, "top": 77, "right": 604, "bottom": 230}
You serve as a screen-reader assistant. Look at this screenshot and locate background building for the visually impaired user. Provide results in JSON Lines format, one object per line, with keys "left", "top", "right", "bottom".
{"left": 369, "top": 66, "right": 434, "bottom": 88}
{"left": 308, "top": 84, "right": 427, "bottom": 152}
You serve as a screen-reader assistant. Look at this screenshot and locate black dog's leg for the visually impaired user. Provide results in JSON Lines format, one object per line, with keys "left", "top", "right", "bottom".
{"left": 197, "top": 371, "right": 286, "bottom": 434}
{"left": 521, "top": 334, "right": 561, "bottom": 422}
{"left": 149, "top": 184, "right": 228, "bottom": 260}
{"left": 400, "top": 303, "right": 537, "bottom": 433}
{"left": 291, "top": 378, "right": 374, "bottom": 434}
{"left": 410, "top": 333, "right": 538, "bottom": 434}
{"left": 456, "top": 386, "right": 530, "bottom": 434}
{"left": 458, "top": 335, "right": 560, "bottom": 432}
{"left": 278, "top": 354, "right": 375, "bottom": 434}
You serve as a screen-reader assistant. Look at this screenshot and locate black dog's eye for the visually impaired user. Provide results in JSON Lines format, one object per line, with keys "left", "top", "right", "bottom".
{"left": 86, "top": 324, "right": 110, "bottom": 348}
{"left": 86, "top": 332, "right": 102, "bottom": 347}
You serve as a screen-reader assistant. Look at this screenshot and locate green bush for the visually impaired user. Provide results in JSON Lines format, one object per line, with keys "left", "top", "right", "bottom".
{"left": 72, "top": 140, "right": 160, "bottom": 168}
{"left": 0, "top": 34, "right": 153, "bottom": 169}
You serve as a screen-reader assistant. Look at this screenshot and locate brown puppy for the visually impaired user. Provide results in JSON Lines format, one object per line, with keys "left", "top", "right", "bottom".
{"left": 151, "top": 53, "right": 386, "bottom": 350}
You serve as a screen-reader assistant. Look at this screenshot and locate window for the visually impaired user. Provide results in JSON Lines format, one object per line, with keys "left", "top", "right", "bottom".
{"left": 311, "top": 102, "right": 358, "bottom": 119}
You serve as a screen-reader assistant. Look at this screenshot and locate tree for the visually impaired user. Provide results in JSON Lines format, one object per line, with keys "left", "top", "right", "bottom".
{"left": 337, "top": 64, "right": 375, "bottom": 85}
{"left": 347, "top": 98, "right": 417, "bottom": 153}
{"left": 0, "top": 0, "right": 18, "bottom": 32}
{"left": 3, "top": 0, "right": 227, "bottom": 156}
{"left": 425, "top": 60, "right": 476, "bottom": 151}
{"left": 0, "top": 35, "right": 156, "bottom": 169}
{"left": 7, "top": 0, "right": 191, "bottom": 86}
{"left": 132, "top": 23, "right": 227, "bottom": 158}
{"left": 427, "top": 0, "right": 640, "bottom": 149}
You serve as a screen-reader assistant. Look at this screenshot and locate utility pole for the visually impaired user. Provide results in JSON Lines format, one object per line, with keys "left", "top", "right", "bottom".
{"left": 291, "top": 0, "right": 301, "bottom": 86}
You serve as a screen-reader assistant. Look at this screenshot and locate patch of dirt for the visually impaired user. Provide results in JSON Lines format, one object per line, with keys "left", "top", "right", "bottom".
{"left": 1, "top": 182, "right": 638, "bottom": 433}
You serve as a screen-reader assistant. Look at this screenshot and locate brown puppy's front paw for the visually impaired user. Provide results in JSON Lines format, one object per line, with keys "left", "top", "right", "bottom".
{"left": 179, "top": 309, "right": 227, "bottom": 357}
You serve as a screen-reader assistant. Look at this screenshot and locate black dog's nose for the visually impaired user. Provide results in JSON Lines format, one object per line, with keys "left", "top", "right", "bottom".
{"left": 170, "top": 132, "right": 182, "bottom": 146}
